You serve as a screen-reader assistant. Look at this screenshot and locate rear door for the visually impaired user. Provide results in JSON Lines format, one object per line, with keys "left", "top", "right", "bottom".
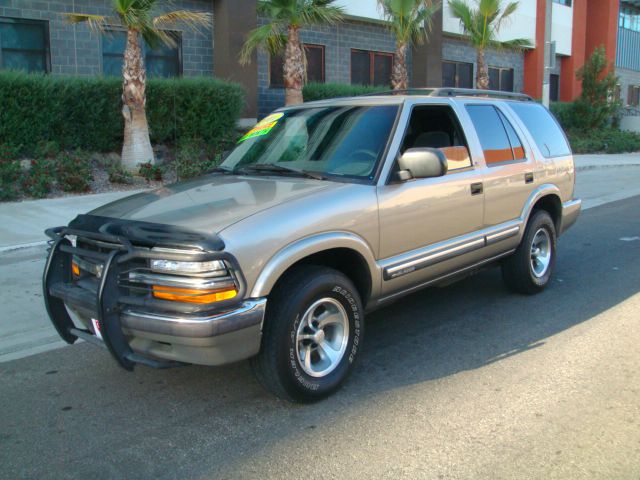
{"left": 465, "top": 103, "right": 537, "bottom": 230}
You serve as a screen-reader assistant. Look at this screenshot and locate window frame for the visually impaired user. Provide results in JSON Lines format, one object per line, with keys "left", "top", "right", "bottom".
{"left": 488, "top": 66, "right": 515, "bottom": 92}
{"left": 350, "top": 48, "right": 394, "bottom": 87}
{"left": 507, "top": 101, "right": 572, "bottom": 159}
{"left": 387, "top": 102, "right": 475, "bottom": 184}
{"left": 628, "top": 85, "right": 640, "bottom": 107}
{"left": 442, "top": 60, "right": 474, "bottom": 89}
{"left": 465, "top": 103, "right": 530, "bottom": 167}
{"left": 0, "top": 16, "right": 51, "bottom": 73}
{"left": 101, "top": 28, "right": 183, "bottom": 78}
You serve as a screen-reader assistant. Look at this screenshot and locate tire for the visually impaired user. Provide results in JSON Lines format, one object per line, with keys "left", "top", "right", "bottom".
{"left": 250, "top": 265, "right": 364, "bottom": 403}
{"left": 502, "top": 210, "right": 557, "bottom": 295}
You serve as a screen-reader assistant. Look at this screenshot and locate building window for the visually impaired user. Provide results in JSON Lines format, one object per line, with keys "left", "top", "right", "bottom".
{"left": 0, "top": 17, "right": 50, "bottom": 73}
{"left": 628, "top": 85, "right": 640, "bottom": 107}
{"left": 550, "top": 73, "right": 560, "bottom": 102}
{"left": 552, "top": 0, "right": 572, "bottom": 7}
{"left": 619, "top": 4, "right": 640, "bottom": 32}
{"left": 350, "top": 49, "right": 393, "bottom": 87}
{"left": 488, "top": 67, "right": 514, "bottom": 92}
{"left": 102, "top": 30, "right": 181, "bottom": 78}
{"left": 269, "top": 44, "right": 325, "bottom": 88}
{"left": 442, "top": 61, "right": 473, "bottom": 89}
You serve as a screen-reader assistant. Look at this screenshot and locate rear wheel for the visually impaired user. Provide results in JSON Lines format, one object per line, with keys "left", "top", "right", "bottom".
{"left": 502, "top": 210, "right": 557, "bottom": 295}
{"left": 251, "top": 265, "right": 364, "bottom": 402}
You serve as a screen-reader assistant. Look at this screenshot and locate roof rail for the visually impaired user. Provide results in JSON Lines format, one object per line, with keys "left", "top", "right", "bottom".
{"left": 431, "top": 88, "right": 534, "bottom": 101}
{"left": 363, "top": 87, "right": 533, "bottom": 101}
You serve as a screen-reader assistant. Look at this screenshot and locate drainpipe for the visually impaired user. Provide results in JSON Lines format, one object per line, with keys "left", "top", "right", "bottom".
{"left": 542, "top": 0, "right": 553, "bottom": 107}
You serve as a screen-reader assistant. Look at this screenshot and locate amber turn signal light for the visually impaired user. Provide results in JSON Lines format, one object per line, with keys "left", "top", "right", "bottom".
{"left": 152, "top": 285, "right": 237, "bottom": 304}
{"left": 71, "top": 261, "right": 80, "bottom": 277}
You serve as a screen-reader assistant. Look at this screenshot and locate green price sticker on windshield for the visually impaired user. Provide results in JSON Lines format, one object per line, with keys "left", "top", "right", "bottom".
{"left": 238, "top": 113, "right": 284, "bottom": 143}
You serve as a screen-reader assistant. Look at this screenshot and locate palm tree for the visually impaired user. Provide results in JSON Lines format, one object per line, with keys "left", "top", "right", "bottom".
{"left": 379, "top": 0, "right": 442, "bottom": 90}
{"left": 240, "top": 0, "right": 344, "bottom": 106}
{"left": 447, "top": 0, "right": 531, "bottom": 89}
{"left": 68, "top": 1, "right": 211, "bottom": 170}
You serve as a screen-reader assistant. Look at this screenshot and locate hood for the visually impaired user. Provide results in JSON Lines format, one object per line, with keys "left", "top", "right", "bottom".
{"left": 90, "top": 173, "right": 340, "bottom": 235}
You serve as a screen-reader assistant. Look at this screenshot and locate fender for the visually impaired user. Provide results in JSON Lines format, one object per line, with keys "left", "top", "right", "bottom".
{"left": 250, "top": 231, "right": 382, "bottom": 300}
{"left": 518, "top": 184, "right": 562, "bottom": 237}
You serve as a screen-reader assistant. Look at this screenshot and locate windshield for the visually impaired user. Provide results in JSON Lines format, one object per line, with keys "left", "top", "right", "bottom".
{"left": 220, "top": 104, "right": 399, "bottom": 181}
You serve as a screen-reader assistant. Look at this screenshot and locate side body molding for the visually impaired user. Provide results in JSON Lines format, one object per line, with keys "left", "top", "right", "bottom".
{"left": 250, "top": 231, "right": 382, "bottom": 301}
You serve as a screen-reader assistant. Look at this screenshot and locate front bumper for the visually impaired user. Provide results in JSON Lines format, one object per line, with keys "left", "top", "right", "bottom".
{"left": 43, "top": 218, "right": 266, "bottom": 369}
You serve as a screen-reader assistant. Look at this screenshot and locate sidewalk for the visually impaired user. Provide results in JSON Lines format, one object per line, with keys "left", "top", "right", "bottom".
{"left": 0, "top": 189, "right": 146, "bottom": 251}
{"left": 0, "top": 153, "right": 638, "bottom": 251}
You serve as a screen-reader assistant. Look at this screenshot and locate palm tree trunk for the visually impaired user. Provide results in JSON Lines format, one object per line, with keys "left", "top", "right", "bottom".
{"left": 121, "top": 28, "right": 154, "bottom": 171}
{"left": 476, "top": 48, "right": 489, "bottom": 90}
{"left": 283, "top": 25, "right": 304, "bottom": 105}
{"left": 391, "top": 42, "right": 408, "bottom": 90}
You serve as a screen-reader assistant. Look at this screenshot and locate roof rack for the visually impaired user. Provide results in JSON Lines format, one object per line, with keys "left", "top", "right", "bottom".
{"left": 364, "top": 87, "right": 534, "bottom": 102}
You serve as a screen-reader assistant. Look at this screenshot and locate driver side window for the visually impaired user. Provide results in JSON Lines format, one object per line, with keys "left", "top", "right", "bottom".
{"left": 400, "top": 105, "right": 473, "bottom": 172}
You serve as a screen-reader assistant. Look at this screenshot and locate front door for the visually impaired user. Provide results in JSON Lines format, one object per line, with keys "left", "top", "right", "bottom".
{"left": 376, "top": 102, "right": 485, "bottom": 297}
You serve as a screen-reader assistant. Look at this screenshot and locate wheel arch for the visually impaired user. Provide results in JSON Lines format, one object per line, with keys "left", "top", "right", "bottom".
{"left": 521, "top": 185, "right": 563, "bottom": 234}
{"left": 250, "top": 232, "right": 381, "bottom": 305}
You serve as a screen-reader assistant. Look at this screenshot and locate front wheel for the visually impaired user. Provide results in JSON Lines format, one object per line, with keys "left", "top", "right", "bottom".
{"left": 502, "top": 210, "right": 557, "bottom": 295}
{"left": 250, "top": 265, "right": 364, "bottom": 402}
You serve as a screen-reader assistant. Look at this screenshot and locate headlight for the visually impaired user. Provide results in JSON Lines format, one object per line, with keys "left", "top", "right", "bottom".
{"left": 150, "top": 258, "right": 227, "bottom": 276}
{"left": 145, "top": 248, "right": 238, "bottom": 304}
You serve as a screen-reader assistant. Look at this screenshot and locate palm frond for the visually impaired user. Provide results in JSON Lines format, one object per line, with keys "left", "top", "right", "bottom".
{"left": 448, "top": 0, "right": 474, "bottom": 33}
{"left": 153, "top": 10, "right": 212, "bottom": 34}
{"left": 239, "top": 22, "right": 287, "bottom": 65}
{"left": 495, "top": 1, "right": 519, "bottom": 32}
{"left": 298, "top": 2, "right": 345, "bottom": 26}
{"left": 66, "top": 13, "right": 110, "bottom": 33}
{"left": 490, "top": 37, "right": 532, "bottom": 51}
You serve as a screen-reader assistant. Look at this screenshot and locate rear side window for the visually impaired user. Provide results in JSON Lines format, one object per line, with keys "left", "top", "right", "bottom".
{"left": 509, "top": 103, "right": 571, "bottom": 157}
{"left": 466, "top": 105, "right": 514, "bottom": 164}
{"left": 497, "top": 110, "right": 526, "bottom": 160}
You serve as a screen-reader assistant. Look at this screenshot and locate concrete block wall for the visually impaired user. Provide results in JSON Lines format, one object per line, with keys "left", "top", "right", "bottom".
{"left": 616, "top": 67, "right": 640, "bottom": 106}
{"left": 442, "top": 36, "right": 525, "bottom": 93}
{"left": 0, "top": 0, "right": 213, "bottom": 77}
{"left": 258, "top": 18, "right": 402, "bottom": 117}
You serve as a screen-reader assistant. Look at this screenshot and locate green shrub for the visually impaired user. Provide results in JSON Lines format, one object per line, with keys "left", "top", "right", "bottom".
{"left": 303, "top": 82, "right": 387, "bottom": 102}
{"left": 566, "top": 128, "right": 640, "bottom": 154}
{"left": 174, "top": 138, "right": 218, "bottom": 180}
{"left": 56, "top": 151, "right": 93, "bottom": 192}
{"left": 22, "top": 159, "right": 55, "bottom": 198}
{"left": 574, "top": 46, "right": 621, "bottom": 129}
{"left": 0, "top": 71, "right": 245, "bottom": 155}
{"left": 0, "top": 143, "right": 21, "bottom": 161}
{"left": 108, "top": 163, "right": 133, "bottom": 184}
{"left": 0, "top": 160, "right": 21, "bottom": 201}
{"left": 138, "top": 162, "right": 163, "bottom": 182}
{"left": 549, "top": 102, "right": 578, "bottom": 130}
{"left": 33, "top": 140, "right": 61, "bottom": 159}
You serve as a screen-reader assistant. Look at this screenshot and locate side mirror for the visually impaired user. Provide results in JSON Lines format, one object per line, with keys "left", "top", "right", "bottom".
{"left": 397, "top": 148, "right": 448, "bottom": 180}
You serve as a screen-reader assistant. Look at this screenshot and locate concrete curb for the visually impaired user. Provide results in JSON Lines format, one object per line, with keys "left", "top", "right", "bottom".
{"left": 0, "top": 240, "right": 48, "bottom": 254}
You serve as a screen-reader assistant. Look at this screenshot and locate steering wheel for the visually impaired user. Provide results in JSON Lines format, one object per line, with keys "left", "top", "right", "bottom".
{"left": 330, "top": 149, "right": 377, "bottom": 176}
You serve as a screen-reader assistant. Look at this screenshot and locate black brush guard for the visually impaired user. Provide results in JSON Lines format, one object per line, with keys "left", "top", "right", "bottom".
{"left": 43, "top": 216, "right": 246, "bottom": 371}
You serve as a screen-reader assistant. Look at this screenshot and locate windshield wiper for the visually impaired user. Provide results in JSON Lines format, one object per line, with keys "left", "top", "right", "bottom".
{"left": 233, "top": 164, "right": 325, "bottom": 180}
{"left": 209, "top": 166, "right": 234, "bottom": 174}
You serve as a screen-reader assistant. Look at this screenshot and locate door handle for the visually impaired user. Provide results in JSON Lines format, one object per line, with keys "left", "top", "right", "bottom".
{"left": 470, "top": 182, "right": 483, "bottom": 196}
{"left": 525, "top": 172, "right": 534, "bottom": 184}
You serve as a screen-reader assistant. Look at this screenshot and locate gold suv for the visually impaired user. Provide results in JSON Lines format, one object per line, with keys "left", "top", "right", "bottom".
{"left": 44, "top": 88, "right": 581, "bottom": 402}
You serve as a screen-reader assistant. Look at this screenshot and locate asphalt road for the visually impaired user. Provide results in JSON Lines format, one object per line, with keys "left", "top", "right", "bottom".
{"left": 1, "top": 196, "right": 639, "bottom": 479}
